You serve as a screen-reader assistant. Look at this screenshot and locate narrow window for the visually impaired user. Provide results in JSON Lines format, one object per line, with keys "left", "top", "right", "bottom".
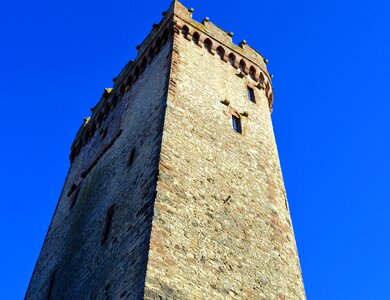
{"left": 228, "top": 53, "right": 235, "bottom": 66}
{"left": 192, "top": 32, "right": 200, "bottom": 45}
{"left": 232, "top": 115, "right": 242, "bottom": 134}
{"left": 103, "top": 105, "right": 110, "bottom": 121}
{"left": 47, "top": 269, "right": 57, "bottom": 300}
{"left": 149, "top": 47, "right": 155, "bottom": 59}
{"left": 89, "top": 122, "right": 96, "bottom": 139}
{"left": 128, "top": 148, "right": 136, "bottom": 166}
{"left": 216, "top": 46, "right": 225, "bottom": 60}
{"left": 239, "top": 60, "right": 246, "bottom": 73}
{"left": 69, "top": 185, "right": 80, "bottom": 208}
{"left": 111, "top": 94, "right": 119, "bottom": 107}
{"left": 155, "top": 38, "right": 162, "bottom": 53}
{"left": 182, "top": 25, "right": 189, "bottom": 38}
{"left": 259, "top": 72, "right": 265, "bottom": 85}
{"left": 67, "top": 184, "right": 78, "bottom": 197}
{"left": 101, "top": 205, "right": 116, "bottom": 245}
{"left": 97, "top": 112, "right": 104, "bottom": 125}
{"left": 161, "top": 29, "right": 169, "bottom": 45}
{"left": 133, "top": 67, "right": 140, "bottom": 82}
{"left": 247, "top": 87, "right": 256, "bottom": 103}
{"left": 119, "top": 84, "right": 125, "bottom": 94}
{"left": 139, "top": 58, "right": 147, "bottom": 74}
{"left": 204, "top": 38, "right": 212, "bottom": 52}
{"left": 249, "top": 66, "right": 256, "bottom": 80}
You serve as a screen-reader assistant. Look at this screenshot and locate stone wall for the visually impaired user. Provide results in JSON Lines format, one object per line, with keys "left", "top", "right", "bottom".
{"left": 143, "top": 7, "right": 305, "bottom": 299}
{"left": 25, "top": 34, "right": 172, "bottom": 300}
{"left": 26, "top": 1, "right": 305, "bottom": 299}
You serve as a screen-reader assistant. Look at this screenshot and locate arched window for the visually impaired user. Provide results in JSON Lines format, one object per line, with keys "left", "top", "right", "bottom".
{"left": 216, "top": 46, "right": 225, "bottom": 60}
{"left": 259, "top": 73, "right": 265, "bottom": 84}
{"left": 140, "top": 58, "right": 147, "bottom": 73}
{"left": 155, "top": 38, "right": 162, "bottom": 54}
{"left": 125, "top": 76, "right": 132, "bottom": 89}
{"left": 192, "top": 32, "right": 200, "bottom": 45}
{"left": 89, "top": 122, "right": 96, "bottom": 139}
{"left": 101, "top": 204, "right": 116, "bottom": 245}
{"left": 182, "top": 25, "right": 189, "bottom": 38}
{"left": 111, "top": 94, "right": 119, "bottom": 107}
{"left": 69, "top": 184, "right": 80, "bottom": 208}
{"left": 161, "top": 29, "right": 169, "bottom": 45}
{"left": 97, "top": 112, "right": 104, "bottom": 125}
{"left": 239, "top": 60, "right": 246, "bottom": 73}
{"left": 265, "top": 82, "right": 271, "bottom": 96}
{"left": 134, "top": 66, "right": 140, "bottom": 81}
{"left": 119, "top": 84, "right": 125, "bottom": 94}
{"left": 204, "top": 38, "right": 212, "bottom": 52}
{"left": 149, "top": 47, "right": 155, "bottom": 59}
{"left": 103, "top": 105, "right": 110, "bottom": 120}
{"left": 249, "top": 66, "right": 256, "bottom": 80}
{"left": 228, "top": 53, "right": 236, "bottom": 66}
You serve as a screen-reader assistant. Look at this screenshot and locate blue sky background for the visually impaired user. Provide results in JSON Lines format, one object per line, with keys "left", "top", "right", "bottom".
{"left": 1, "top": 0, "right": 389, "bottom": 299}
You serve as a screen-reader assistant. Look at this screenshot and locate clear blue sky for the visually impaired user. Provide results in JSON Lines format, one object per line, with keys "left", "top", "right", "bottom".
{"left": 1, "top": 0, "right": 389, "bottom": 299}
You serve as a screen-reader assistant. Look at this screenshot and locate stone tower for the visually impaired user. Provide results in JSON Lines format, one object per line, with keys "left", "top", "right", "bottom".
{"left": 26, "top": 1, "right": 305, "bottom": 299}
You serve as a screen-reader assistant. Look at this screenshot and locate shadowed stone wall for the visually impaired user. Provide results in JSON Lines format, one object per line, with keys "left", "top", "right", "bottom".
{"left": 25, "top": 35, "right": 172, "bottom": 300}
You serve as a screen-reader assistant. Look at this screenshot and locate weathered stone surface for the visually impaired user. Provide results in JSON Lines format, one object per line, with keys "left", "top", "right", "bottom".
{"left": 25, "top": 33, "right": 172, "bottom": 300}
{"left": 26, "top": 1, "right": 305, "bottom": 299}
{"left": 143, "top": 5, "right": 305, "bottom": 298}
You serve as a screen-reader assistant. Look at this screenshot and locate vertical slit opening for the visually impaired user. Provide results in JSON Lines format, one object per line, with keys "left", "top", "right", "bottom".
{"left": 101, "top": 205, "right": 116, "bottom": 245}
{"left": 232, "top": 115, "right": 242, "bottom": 134}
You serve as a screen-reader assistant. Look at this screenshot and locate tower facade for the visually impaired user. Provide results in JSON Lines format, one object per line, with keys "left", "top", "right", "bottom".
{"left": 26, "top": 1, "right": 305, "bottom": 299}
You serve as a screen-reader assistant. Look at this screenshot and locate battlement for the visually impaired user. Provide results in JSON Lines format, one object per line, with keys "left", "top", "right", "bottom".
{"left": 70, "top": 0, "right": 274, "bottom": 163}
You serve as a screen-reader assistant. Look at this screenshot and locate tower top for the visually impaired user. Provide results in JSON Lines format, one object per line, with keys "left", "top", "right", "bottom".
{"left": 120, "top": 0, "right": 272, "bottom": 101}
{"left": 70, "top": 0, "right": 275, "bottom": 159}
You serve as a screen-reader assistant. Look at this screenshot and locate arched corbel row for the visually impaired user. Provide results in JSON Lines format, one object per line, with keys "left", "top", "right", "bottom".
{"left": 177, "top": 22, "right": 272, "bottom": 85}
{"left": 70, "top": 22, "right": 176, "bottom": 163}
{"left": 176, "top": 22, "right": 274, "bottom": 112}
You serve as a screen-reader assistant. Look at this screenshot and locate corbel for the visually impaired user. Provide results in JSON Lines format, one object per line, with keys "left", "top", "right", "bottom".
{"left": 184, "top": 32, "right": 192, "bottom": 41}
{"left": 240, "top": 111, "right": 249, "bottom": 118}
{"left": 221, "top": 52, "right": 228, "bottom": 62}
{"left": 237, "top": 71, "right": 246, "bottom": 78}
{"left": 220, "top": 99, "right": 230, "bottom": 106}
{"left": 256, "top": 82, "right": 265, "bottom": 90}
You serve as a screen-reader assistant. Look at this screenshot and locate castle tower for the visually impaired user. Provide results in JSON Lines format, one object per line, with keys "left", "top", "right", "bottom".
{"left": 26, "top": 1, "right": 305, "bottom": 299}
